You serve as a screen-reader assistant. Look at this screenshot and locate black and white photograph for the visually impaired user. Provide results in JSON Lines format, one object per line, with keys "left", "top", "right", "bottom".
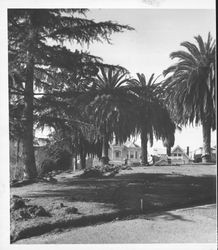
{"left": 0, "top": 0, "right": 216, "bottom": 249}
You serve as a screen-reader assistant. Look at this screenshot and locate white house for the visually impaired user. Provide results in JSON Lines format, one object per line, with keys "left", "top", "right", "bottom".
{"left": 108, "top": 141, "right": 141, "bottom": 165}
{"left": 153, "top": 145, "right": 191, "bottom": 165}
{"left": 169, "top": 145, "right": 190, "bottom": 164}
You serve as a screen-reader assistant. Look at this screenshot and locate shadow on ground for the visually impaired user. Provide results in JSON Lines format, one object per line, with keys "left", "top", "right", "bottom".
{"left": 25, "top": 172, "right": 216, "bottom": 212}
{"left": 10, "top": 168, "right": 216, "bottom": 242}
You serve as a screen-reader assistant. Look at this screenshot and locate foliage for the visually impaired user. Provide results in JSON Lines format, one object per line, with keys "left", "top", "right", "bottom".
{"left": 128, "top": 73, "right": 176, "bottom": 164}
{"left": 8, "top": 9, "right": 134, "bottom": 176}
{"left": 128, "top": 73, "right": 176, "bottom": 145}
{"left": 163, "top": 33, "right": 216, "bottom": 162}
{"left": 84, "top": 65, "right": 137, "bottom": 145}
{"left": 163, "top": 33, "right": 216, "bottom": 129}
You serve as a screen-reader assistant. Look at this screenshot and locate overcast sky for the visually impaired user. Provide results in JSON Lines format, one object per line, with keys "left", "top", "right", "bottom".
{"left": 68, "top": 8, "right": 216, "bottom": 153}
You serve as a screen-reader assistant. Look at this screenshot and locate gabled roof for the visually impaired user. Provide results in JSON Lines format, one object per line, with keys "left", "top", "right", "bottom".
{"left": 172, "top": 145, "right": 190, "bottom": 159}
{"left": 124, "top": 141, "right": 140, "bottom": 148}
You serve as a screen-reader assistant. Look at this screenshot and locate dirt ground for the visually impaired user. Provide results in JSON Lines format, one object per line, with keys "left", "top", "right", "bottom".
{"left": 10, "top": 164, "right": 216, "bottom": 242}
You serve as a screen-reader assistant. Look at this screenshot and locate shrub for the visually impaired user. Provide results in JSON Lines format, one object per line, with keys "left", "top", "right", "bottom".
{"left": 39, "top": 148, "right": 72, "bottom": 176}
{"left": 39, "top": 159, "right": 57, "bottom": 176}
{"left": 55, "top": 150, "right": 72, "bottom": 171}
{"left": 81, "top": 168, "right": 103, "bottom": 178}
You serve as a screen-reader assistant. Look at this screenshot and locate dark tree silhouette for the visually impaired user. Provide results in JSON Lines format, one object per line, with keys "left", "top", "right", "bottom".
{"left": 8, "top": 9, "right": 133, "bottom": 178}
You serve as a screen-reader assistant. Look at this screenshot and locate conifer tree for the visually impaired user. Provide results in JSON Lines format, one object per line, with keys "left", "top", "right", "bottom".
{"left": 8, "top": 9, "right": 133, "bottom": 179}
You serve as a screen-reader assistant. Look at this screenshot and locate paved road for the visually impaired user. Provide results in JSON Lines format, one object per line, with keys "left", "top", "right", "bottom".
{"left": 17, "top": 204, "right": 216, "bottom": 244}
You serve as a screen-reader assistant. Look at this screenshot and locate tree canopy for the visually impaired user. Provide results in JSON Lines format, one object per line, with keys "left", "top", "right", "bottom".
{"left": 8, "top": 9, "right": 134, "bottom": 178}
{"left": 163, "top": 33, "right": 216, "bottom": 162}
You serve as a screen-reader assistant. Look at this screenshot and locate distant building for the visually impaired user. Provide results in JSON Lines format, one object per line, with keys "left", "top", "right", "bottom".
{"left": 169, "top": 145, "right": 190, "bottom": 164}
{"left": 153, "top": 145, "right": 191, "bottom": 165}
{"left": 108, "top": 141, "right": 141, "bottom": 165}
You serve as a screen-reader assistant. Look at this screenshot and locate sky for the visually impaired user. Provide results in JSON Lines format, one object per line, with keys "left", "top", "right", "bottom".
{"left": 63, "top": 8, "right": 216, "bottom": 153}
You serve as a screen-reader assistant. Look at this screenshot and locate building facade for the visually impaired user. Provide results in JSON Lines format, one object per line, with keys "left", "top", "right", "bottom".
{"left": 169, "top": 145, "right": 190, "bottom": 164}
{"left": 153, "top": 145, "right": 191, "bottom": 165}
{"left": 108, "top": 141, "right": 141, "bottom": 165}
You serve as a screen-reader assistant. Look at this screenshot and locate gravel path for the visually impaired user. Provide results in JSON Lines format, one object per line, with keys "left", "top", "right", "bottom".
{"left": 16, "top": 204, "right": 216, "bottom": 244}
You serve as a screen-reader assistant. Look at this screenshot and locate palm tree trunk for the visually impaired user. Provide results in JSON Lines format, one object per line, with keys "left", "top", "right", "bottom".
{"left": 16, "top": 138, "right": 20, "bottom": 165}
{"left": 102, "top": 135, "right": 109, "bottom": 158}
{"left": 22, "top": 55, "right": 37, "bottom": 179}
{"left": 202, "top": 120, "right": 211, "bottom": 163}
{"left": 101, "top": 134, "right": 109, "bottom": 165}
{"left": 101, "top": 122, "right": 109, "bottom": 165}
{"left": 80, "top": 151, "right": 86, "bottom": 169}
{"left": 167, "top": 146, "right": 171, "bottom": 165}
{"left": 141, "top": 129, "right": 148, "bottom": 165}
{"left": 79, "top": 138, "right": 86, "bottom": 169}
{"left": 74, "top": 154, "right": 78, "bottom": 171}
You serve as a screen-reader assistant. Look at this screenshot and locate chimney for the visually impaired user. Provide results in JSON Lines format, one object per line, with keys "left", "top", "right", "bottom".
{"left": 186, "top": 146, "right": 189, "bottom": 156}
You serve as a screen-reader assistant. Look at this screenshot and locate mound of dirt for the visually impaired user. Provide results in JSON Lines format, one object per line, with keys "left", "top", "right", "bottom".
{"left": 80, "top": 164, "right": 120, "bottom": 178}
{"left": 10, "top": 195, "right": 51, "bottom": 221}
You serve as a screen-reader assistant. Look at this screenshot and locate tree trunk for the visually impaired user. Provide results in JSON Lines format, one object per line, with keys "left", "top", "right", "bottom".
{"left": 22, "top": 55, "right": 37, "bottom": 179}
{"left": 202, "top": 120, "right": 211, "bottom": 163}
{"left": 80, "top": 150, "right": 86, "bottom": 169}
{"left": 68, "top": 135, "right": 73, "bottom": 169}
{"left": 101, "top": 134, "right": 109, "bottom": 165}
{"left": 79, "top": 137, "right": 86, "bottom": 169}
{"left": 101, "top": 122, "right": 109, "bottom": 165}
{"left": 141, "top": 129, "right": 148, "bottom": 165}
{"left": 74, "top": 154, "right": 78, "bottom": 170}
{"left": 102, "top": 134, "right": 109, "bottom": 158}
{"left": 16, "top": 138, "right": 20, "bottom": 165}
{"left": 166, "top": 146, "right": 171, "bottom": 165}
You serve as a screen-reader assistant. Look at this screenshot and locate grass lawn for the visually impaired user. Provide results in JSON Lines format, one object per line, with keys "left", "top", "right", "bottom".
{"left": 10, "top": 164, "right": 216, "bottom": 242}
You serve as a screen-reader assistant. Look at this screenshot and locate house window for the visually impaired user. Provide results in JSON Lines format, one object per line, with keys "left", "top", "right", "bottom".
{"left": 115, "top": 151, "right": 121, "bottom": 158}
{"left": 178, "top": 153, "right": 182, "bottom": 156}
{"left": 130, "top": 153, "right": 134, "bottom": 159}
{"left": 135, "top": 151, "right": 138, "bottom": 159}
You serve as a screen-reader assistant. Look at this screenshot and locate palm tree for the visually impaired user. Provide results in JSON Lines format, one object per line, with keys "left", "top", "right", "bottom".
{"left": 128, "top": 73, "right": 176, "bottom": 165}
{"left": 86, "top": 66, "right": 136, "bottom": 164}
{"left": 163, "top": 33, "right": 216, "bottom": 163}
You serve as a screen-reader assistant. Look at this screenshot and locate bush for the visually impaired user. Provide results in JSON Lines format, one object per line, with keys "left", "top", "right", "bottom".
{"left": 39, "top": 148, "right": 72, "bottom": 176}
{"left": 55, "top": 150, "right": 72, "bottom": 171}
{"left": 39, "top": 159, "right": 57, "bottom": 176}
{"left": 81, "top": 168, "right": 103, "bottom": 178}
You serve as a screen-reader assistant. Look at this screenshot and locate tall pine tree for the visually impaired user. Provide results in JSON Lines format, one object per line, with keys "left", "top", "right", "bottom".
{"left": 8, "top": 9, "right": 133, "bottom": 179}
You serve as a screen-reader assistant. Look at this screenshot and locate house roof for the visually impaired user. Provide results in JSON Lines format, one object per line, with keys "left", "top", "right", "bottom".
{"left": 111, "top": 140, "right": 140, "bottom": 149}
{"left": 172, "top": 145, "right": 190, "bottom": 159}
{"left": 124, "top": 141, "right": 140, "bottom": 148}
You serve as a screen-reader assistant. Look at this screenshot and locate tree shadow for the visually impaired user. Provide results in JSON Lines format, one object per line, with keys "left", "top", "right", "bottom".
{"left": 24, "top": 172, "right": 216, "bottom": 212}
{"left": 147, "top": 211, "right": 193, "bottom": 222}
